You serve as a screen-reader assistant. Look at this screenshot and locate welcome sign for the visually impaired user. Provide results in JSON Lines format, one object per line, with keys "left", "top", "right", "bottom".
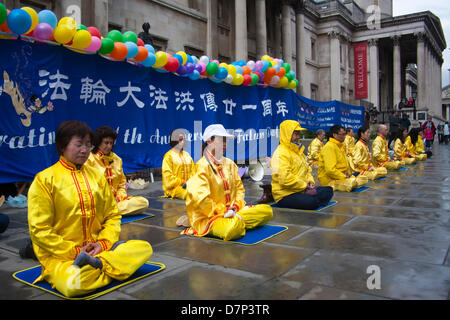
{"left": 354, "top": 42, "right": 368, "bottom": 99}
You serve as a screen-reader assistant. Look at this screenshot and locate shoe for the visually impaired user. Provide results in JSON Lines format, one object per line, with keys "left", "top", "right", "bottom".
{"left": 176, "top": 215, "right": 191, "bottom": 228}
{"left": 257, "top": 184, "right": 274, "bottom": 204}
{"left": 19, "top": 239, "right": 37, "bottom": 260}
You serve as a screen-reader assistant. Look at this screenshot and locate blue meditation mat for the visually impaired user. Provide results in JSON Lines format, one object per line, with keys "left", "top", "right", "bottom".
{"left": 13, "top": 262, "right": 165, "bottom": 300}
{"left": 352, "top": 186, "right": 371, "bottom": 193}
{"left": 187, "top": 224, "right": 288, "bottom": 245}
{"left": 271, "top": 200, "right": 338, "bottom": 212}
{"left": 398, "top": 167, "right": 408, "bottom": 171}
{"left": 121, "top": 213, "right": 154, "bottom": 224}
{"left": 376, "top": 176, "right": 387, "bottom": 181}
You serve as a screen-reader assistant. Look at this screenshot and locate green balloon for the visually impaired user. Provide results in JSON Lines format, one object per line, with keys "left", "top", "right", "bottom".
{"left": 122, "top": 31, "right": 138, "bottom": 44}
{"left": 250, "top": 73, "right": 259, "bottom": 85}
{"left": 77, "top": 24, "right": 88, "bottom": 31}
{"left": 98, "top": 38, "right": 115, "bottom": 54}
{"left": 282, "top": 62, "right": 290, "bottom": 73}
{"left": 206, "top": 62, "right": 219, "bottom": 76}
{"left": 107, "top": 29, "right": 123, "bottom": 43}
{"left": 286, "top": 72, "right": 293, "bottom": 82}
{"left": 0, "top": 3, "right": 6, "bottom": 25}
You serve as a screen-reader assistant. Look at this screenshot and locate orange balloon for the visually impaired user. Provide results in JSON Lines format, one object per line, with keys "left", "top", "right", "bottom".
{"left": 266, "top": 67, "right": 276, "bottom": 77}
{"left": 263, "top": 73, "right": 273, "bottom": 84}
{"left": 110, "top": 42, "right": 128, "bottom": 60}
{"left": 277, "top": 67, "right": 286, "bottom": 78}
{"left": 133, "top": 46, "right": 148, "bottom": 61}
{"left": 242, "top": 66, "right": 251, "bottom": 75}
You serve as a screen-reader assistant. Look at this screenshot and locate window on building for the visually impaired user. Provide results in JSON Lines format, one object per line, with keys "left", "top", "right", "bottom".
{"left": 311, "top": 38, "right": 316, "bottom": 61}
{"left": 19, "top": 0, "right": 51, "bottom": 10}
{"left": 311, "top": 84, "right": 318, "bottom": 100}
{"left": 218, "top": 55, "right": 231, "bottom": 64}
{"left": 188, "top": 0, "right": 200, "bottom": 11}
{"left": 152, "top": 36, "right": 168, "bottom": 52}
{"left": 185, "top": 46, "right": 204, "bottom": 58}
{"left": 108, "top": 23, "right": 123, "bottom": 33}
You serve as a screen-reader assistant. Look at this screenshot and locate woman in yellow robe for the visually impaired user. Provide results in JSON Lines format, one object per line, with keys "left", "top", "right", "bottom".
{"left": 86, "top": 126, "right": 149, "bottom": 216}
{"left": 182, "top": 124, "right": 272, "bottom": 241}
{"left": 344, "top": 127, "right": 356, "bottom": 157}
{"left": 318, "top": 125, "right": 368, "bottom": 192}
{"left": 404, "top": 128, "right": 427, "bottom": 161}
{"left": 271, "top": 120, "right": 334, "bottom": 210}
{"left": 350, "top": 125, "right": 387, "bottom": 180}
{"left": 162, "top": 129, "right": 195, "bottom": 200}
{"left": 371, "top": 124, "right": 405, "bottom": 170}
{"left": 393, "top": 127, "right": 416, "bottom": 165}
{"left": 28, "top": 121, "right": 152, "bottom": 298}
{"left": 307, "top": 129, "right": 325, "bottom": 167}
{"left": 416, "top": 128, "right": 426, "bottom": 154}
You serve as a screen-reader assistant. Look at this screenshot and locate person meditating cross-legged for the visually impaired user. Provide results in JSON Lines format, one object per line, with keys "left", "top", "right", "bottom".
{"left": 271, "top": 120, "right": 334, "bottom": 210}
{"left": 372, "top": 124, "right": 405, "bottom": 170}
{"left": 307, "top": 129, "right": 326, "bottom": 167}
{"left": 318, "top": 125, "right": 368, "bottom": 192}
{"left": 393, "top": 126, "right": 416, "bottom": 165}
{"left": 28, "top": 121, "right": 152, "bottom": 298}
{"left": 349, "top": 125, "right": 387, "bottom": 181}
{"left": 405, "top": 128, "right": 427, "bottom": 161}
{"left": 182, "top": 124, "right": 273, "bottom": 241}
{"left": 86, "top": 126, "right": 149, "bottom": 216}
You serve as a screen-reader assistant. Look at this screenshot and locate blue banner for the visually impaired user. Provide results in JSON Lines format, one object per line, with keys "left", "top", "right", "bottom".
{"left": 0, "top": 39, "right": 364, "bottom": 183}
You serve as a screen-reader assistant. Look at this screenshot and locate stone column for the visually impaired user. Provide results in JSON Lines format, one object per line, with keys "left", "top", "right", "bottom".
{"left": 255, "top": 0, "right": 267, "bottom": 58}
{"left": 416, "top": 32, "right": 426, "bottom": 110}
{"left": 81, "top": 0, "right": 108, "bottom": 36}
{"left": 282, "top": 2, "right": 292, "bottom": 65}
{"left": 295, "top": 6, "right": 306, "bottom": 96}
{"left": 235, "top": 0, "right": 248, "bottom": 61}
{"left": 329, "top": 31, "right": 341, "bottom": 101}
{"left": 206, "top": 0, "right": 218, "bottom": 58}
{"left": 368, "top": 39, "right": 379, "bottom": 108}
{"left": 392, "top": 36, "right": 401, "bottom": 110}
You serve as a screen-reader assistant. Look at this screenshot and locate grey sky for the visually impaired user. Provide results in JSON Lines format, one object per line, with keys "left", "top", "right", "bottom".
{"left": 393, "top": 0, "right": 450, "bottom": 87}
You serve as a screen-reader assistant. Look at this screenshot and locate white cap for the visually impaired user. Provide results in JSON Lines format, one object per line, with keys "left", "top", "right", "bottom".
{"left": 202, "top": 124, "right": 235, "bottom": 142}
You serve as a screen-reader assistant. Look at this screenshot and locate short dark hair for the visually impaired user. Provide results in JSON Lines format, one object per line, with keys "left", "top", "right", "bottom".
{"left": 357, "top": 124, "right": 370, "bottom": 140}
{"left": 346, "top": 127, "right": 354, "bottom": 134}
{"left": 55, "top": 120, "right": 93, "bottom": 156}
{"left": 328, "top": 124, "right": 345, "bottom": 138}
{"left": 92, "top": 126, "right": 118, "bottom": 153}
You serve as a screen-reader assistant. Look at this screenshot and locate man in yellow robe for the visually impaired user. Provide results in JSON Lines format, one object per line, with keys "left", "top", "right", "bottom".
{"left": 371, "top": 124, "right": 405, "bottom": 170}
{"left": 28, "top": 121, "right": 152, "bottom": 298}
{"left": 307, "top": 129, "right": 325, "bottom": 167}
{"left": 344, "top": 127, "right": 356, "bottom": 157}
{"left": 86, "top": 126, "right": 149, "bottom": 216}
{"left": 350, "top": 124, "right": 387, "bottom": 180}
{"left": 318, "top": 125, "right": 368, "bottom": 192}
{"left": 162, "top": 130, "right": 195, "bottom": 200}
{"left": 182, "top": 124, "right": 272, "bottom": 241}
{"left": 393, "top": 127, "right": 416, "bottom": 165}
{"left": 404, "top": 128, "right": 427, "bottom": 161}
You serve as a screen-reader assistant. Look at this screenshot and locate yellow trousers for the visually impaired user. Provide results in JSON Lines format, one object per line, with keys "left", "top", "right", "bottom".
{"left": 326, "top": 175, "right": 368, "bottom": 192}
{"left": 170, "top": 186, "right": 188, "bottom": 200}
{"left": 118, "top": 196, "right": 149, "bottom": 216}
{"left": 381, "top": 160, "right": 405, "bottom": 170}
{"left": 414, "top": 154, "right": 427, "bottom": 161}
{"left": 39, "top": 240, "right": 152, "bottom": 298}
{"left": 361, "top": 167, "right": 387, "bottom": 181}
{"left": 208, "top": 204, "right": 273, "bottom": 241}
{"left": 399, "top": 157, "right": 416, "bottom": 165}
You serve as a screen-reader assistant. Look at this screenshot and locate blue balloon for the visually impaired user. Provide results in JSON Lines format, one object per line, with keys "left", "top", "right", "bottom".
{"left": 235, "top": 66, "right": 243, "bottom": 75}
{"left": 215, "top": 67, "right": 228, "bottom": 80}
{"left": 38, "top": 10, "right": 57, "bottom": 29}
{"left": 185, "top": 63, "right": 195, "bottom": 74}
{"left": 142, "top": 53, "right": 156, "bottom": 67}
{"left": 186, "top": 54, "right": 193, "bottom": 64}
{"left": 7, "top": 9, "right": 32, "bottom": 35}
{"left": 261, "top": 60, "right": 269, "bottom": 72}
{"left": 188, "top": 70, "right": 200, "bottom": 80}
{"left": 144, "top": 44, "right": 155, "bottom": 54}
{"left": 177, "top": 65, "right": 187, "bottom": 75}
{"left": 237, "top": 60, "right": 246, "bottom": 66}
{"left": 173, "top": 54, "right": 183, "bottom": 66}
{"left": 125, "top": 42, "right": 138, "bottom": 59}
{"left": 191, "top": 56, "right": 198, "bottom": 64}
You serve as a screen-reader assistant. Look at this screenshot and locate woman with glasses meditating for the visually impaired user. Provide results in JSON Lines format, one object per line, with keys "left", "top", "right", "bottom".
{"left": 27, "top": 120, "right": 152, "bottom": 298}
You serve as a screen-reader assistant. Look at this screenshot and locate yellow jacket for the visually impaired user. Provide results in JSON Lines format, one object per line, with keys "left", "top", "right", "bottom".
{"left": 371, "top": 135, "right": 389, "bottom": 166}
{"left": 344, "top": 135, "right": 355, "bottom": 156}
{"left": 394, "top": 138, "right": 409, "bottom": 160}
{"left": 271, "top": 120, "right": 314, "bottom": 202}
{"left": 404, "top": 136, "right": 419, "bottom": 156}
{"left": 350, "top": 139, "right": 373, "bottom": 172}
{"left": 28, "top": 156, "right": 120, "bottom": 271}
{"left": 162, "top": 148, "right": 195, "bottom": 198}
{"left": 318, "top": 137, "right": 350, "bottom": 185}
{"left": 185, "top": 150, "right": 245, "bottom": 236}
{"left": 86, "top": 151, "right": 128, "bottom": 201}
{"left": 416, "top": 135, "right": 425, "bottom": 153}
{"left": 307, "top": 137, "right": 323, "bottom": 166}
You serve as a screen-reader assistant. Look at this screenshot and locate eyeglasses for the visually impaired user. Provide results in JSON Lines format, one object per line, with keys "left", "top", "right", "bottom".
{"left": 71, "top": 142, "right": 93, "bottom": 151}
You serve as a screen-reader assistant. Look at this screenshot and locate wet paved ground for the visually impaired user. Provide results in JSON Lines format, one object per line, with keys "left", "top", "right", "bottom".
{"left": 0, "top": 142, "right": 449, "bottom": 300}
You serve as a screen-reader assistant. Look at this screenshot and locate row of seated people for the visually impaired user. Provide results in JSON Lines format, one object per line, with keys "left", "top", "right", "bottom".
{"left": 23, "top": 119, "right": 427, "bottom": 298}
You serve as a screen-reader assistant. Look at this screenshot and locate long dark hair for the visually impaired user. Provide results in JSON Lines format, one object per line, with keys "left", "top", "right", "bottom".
{"left": 92, "top": 126, "right": 118, "bottom": 154}
{"left": 201, "top": 136, "right": 216, "bottom": 155}
{"left": 357, "top": 124, "right": 370, "bottom": 141}
{"left": 408, "top": 128, "right": 419, "bottom": 145}
{"left": 395, "top": 126, "right": 407, "bottom": 143}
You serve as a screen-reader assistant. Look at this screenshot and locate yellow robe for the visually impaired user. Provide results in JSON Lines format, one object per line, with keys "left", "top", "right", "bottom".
{"left": 416, "top": 135, "right": 426, "bottom": 154}
{"left": 350, "top": 139, "right": 387, "bottom": 180}
{"left": 318, "top": 138, "right": 368, "bottom": 192}
{"left": 405, "top": 136, "right": 427, "bottom": 161}
{"left": 162, "top": 148, "right": 195, "bottom": 200}
{"left": 271, "top": 120, "right": 315, "bottom": 202}
{"left": 183, "top": 150, "right": 272, "bottom": 241}
{"left": 371, "top": 135, "right": 405, "bottom": 170}
{"left": 344, "top": 135, "right": 356, "bottom": 157}
{"left": 307, "top": 137, "right": 323, "bottom": 167}
{"left": 28, "top": 156, "right": 152, "bottom": 297}
{"left": 86, "top": 152, "right": 149, "bottom": 216}
{"left": 393, "top": 138, "right": 416, "bottom": 165}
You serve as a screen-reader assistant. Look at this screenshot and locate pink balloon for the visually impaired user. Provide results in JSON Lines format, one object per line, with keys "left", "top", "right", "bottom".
{"left": 86, "top": 36, "right": 102, "bottom": 52}
{"left": 33, "top": 23, "right": 53, "bottom": 40}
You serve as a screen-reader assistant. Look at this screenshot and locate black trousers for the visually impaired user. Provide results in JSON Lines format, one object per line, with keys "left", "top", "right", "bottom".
{"left": 276, "top": 186, "right": 334, "bottom": 210}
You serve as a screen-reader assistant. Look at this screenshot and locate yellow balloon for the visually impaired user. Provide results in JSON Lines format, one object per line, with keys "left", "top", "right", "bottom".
{"left": 227, "top": 64, "right": 236, "bottom": 76}
{"left": 54, "top": 24, "right": 75, "bottom": 44}
{"left": 232, "top": 74, "right": 244, "bottom": 85}
{"left": 22, "top": 7, "right": 38, "bottom": 34}
{"left": 288, "top": 80, "right": 297, "bottom": 89}
{"left": 72, "top": 30, "right": 92, "bottom": 49}
{"left": 153, "top": 51, "right": 168, "bottom": 68}
{"left": 279, "top": 76, "right": 289, "bottom": 88}
{"left": 58, "top": 17, "right": 76, "bottom": 28}
{"left": 219, "top": 62, "right": 228, "bottom": 69}
{"left": 176, "top": 51, "right": 187, "bottom": 65}
{"left": 261, "top": 55, "right": 271, "bottom": 61}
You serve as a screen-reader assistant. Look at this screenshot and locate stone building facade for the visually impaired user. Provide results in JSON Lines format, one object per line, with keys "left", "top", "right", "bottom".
{"left": 3, "top": 0, "right": 448, "bottom": 121}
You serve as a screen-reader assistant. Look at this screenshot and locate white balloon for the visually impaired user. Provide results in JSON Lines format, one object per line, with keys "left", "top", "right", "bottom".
{"left": 224, "top": 74, "right": 234, "bottom": 83}
{"left": 247, "top": 60, "right": 255, "bottom": 70}
{"left": 270, "top": 75, "right": 280, "bottom": 85}
{"left": 199, "top": 55, "right": 210, "bottom": 65}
